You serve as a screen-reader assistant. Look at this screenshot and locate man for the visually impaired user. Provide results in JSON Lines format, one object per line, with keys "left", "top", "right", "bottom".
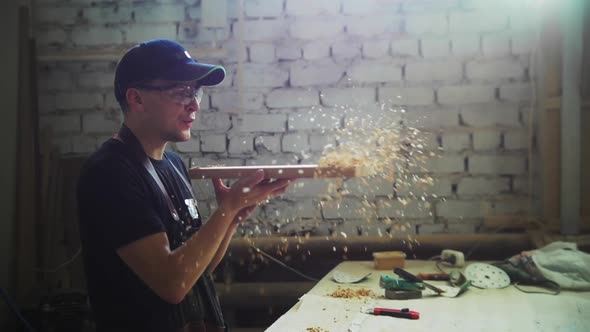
{"left": 77, "top": 39, "right": 292, "bottom": 332}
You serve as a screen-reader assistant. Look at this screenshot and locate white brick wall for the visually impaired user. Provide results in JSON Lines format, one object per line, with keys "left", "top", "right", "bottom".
{"left": 55, "top": 92, "right": 103, "bottom": 110}
{"left": 72, "top": 135, "right": 98, "bottom": 154}
{"left": 346, "top": 16, "right": 401, "bottom": 37}
{"left": 234, "top": 19, "right": 288, "bottom": 41}
{"left": 36, "top": 6, "right": 78, "bottom": 25}
{"left": 421, "top": 38, "right": 450, "bottom": 58}
{"left": 466, "top": 59, "right": 525, "bottom": 81}
{"left": 289, "top": 19, "right": 344, "bottom": 39}
{"left": 441, "top": 133, "right": 470, "bottom": 151}
{"left": 83, "top": 6, "right": 133, "bottom": 24}
{"left": 193, "top": 113, "right": 232, "bottom": 132}
{"left": 321, "top": 87, "right": 375, "bottom": 107}
{"left": 134, "top": 4, "right": 185, "bottom": 23}
{"left": 347, "top": 60, "right": 402, "bottom": 83}
{"left": 82, "top": 112, "right": 120, "bottom": 134}
{"left": 438, "top": 85, "right": 496, "bottom": 105}
{"left": 457, "top": 177, "right": 509, "bottom": 195}
{"left": 402, "top": 0, "right": 459, "bottom": 13}
{"left": 228, "top": 135, "right": 255, "bottom": 155}
{"left": 499, "top": 83, "right": 531, "bottom": 101}
{"left": 286, "top": 0, "right": 340, "bottom": 17}
{"left": 376, "top": 199, "right": 432, "bottom": 218}
{"left": 504, "top": 130, "right": 528, "bottom": 150}
{"left": 34, "top": 0, "right": 537, "bottom": 234}
{"left": 38, "top": 70, "right": 74, "bottom": 91}
{"left": 254, "top": 135, "right": 282, "bottom": 153}
{"left": 238, "top": 114, "right": 286, "bottom": 132}
{"left": 391, "top": 39, "right": 419, "bottom": 56}
{"left": 511, "top": 32, "right": 535, "bottom": 54}
{"left": 211, "top": 90, "right": 265, "bottom": 111}
{"left": 405, "top": 60, "right": 463, "bottom": 82}
{"left": 449, "top": 12, "right": 508, "bottom": 33}
{"left": 72, "top": 27, "right": 122, "bottom": 46}
{"left": 396, "top": 176, "right": 453, "bottom": 197}
{"left": 482, "top": 34, "right": 511, "bottom": 57}
{"left": 473, "top": 131, "right": 501, "bottom": 150}
{"left": 309, "top": 134, "right": 334, "bottom": 152}
{"left": 405, "top": 14, "right": 447, "bottom": 35}
{"left": 451, "top": 34, "right": 480, "bottom": 56}
{"left": 409, "top": 154, "right": 465, "bottom": 173}
{"left": 331, "top": 40, "right": 361, "bottom": 59}
{"left": 282, "top": 133, "right": 309, "bottom": 152}
{"left": 343, "top": 176, "right": 394, "bottom": 197}
{"left": 302, "top": 41, "right": 330, "bottom": 60}
{"left": 379, "top": 87, "right": 434, "bottom": 105}
{"left": 322, "top": 198, "right": 373, "bottom": 219}
{"left": 78, "top": 72, "right": 114, "bottom": 89}
{"left": 266, "top": 89, "right": 319, "bottom": 108}
{"left": 290, "top": 60, "right": 344, "bottom": 86}
{"left": 242, "top": 64, "right": 289, "bottom": 88}
{"left": 124, "top": 24, "right": 177, "bottom": 44}
{"left": 245, "top": 0, "right": 283, "bottom": 18}
{"left": 36, "top": 29, "right": 67, "bottom": 48}
{"left": 200, "top": 134, "right": 226, "bottom": 153}
{"left": 284, "top": 179, "right": 338, "bottom": 198}
{"left": 288, "top": 110, "right": 342, "bottom": 131}
{"left": 469, "top": 155, "right": 526, "bottom": 174}
{"left": 40, "top": 114, "right": 80, "bottom": 133}
{"left": 403, "top": 108, "right": 460, "bottom": 129}
{"left": 362, "top": 39, "right": 390, "bottom": 58}
{"left": 276, "top": 44, "right": 302, "bottom": 60}
{"left": 461, "top": 105, "right": 520, "bottom": 127}
{"left": 249, "top": 43, "right": 276, "bottom": 63}
{"left": 176, "top": 138, "right": 201, "bottom": 153}
{"left": 437, "top": 200, "right": 490, "bottom": 219}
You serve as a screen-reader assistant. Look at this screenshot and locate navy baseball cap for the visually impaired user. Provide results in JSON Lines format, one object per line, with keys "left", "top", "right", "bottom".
{"left": 114, "top": 39, "right": 226, "bottom": 103}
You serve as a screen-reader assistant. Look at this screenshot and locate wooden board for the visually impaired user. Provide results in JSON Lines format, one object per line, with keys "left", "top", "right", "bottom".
{"left": 189, "top": 164, "right": 371, "bottom": 179}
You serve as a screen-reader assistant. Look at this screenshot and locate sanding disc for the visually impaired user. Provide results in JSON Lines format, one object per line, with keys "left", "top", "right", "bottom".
{"left": 464, "top": 263, "right": 511, "bottom": 289}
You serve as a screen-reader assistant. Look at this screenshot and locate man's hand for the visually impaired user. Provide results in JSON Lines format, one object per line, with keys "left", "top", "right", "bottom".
{"left": 212, "top": 169, "right": 292, "bottom": 216}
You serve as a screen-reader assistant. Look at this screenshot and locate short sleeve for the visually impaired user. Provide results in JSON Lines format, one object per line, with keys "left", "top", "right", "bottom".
{"left": 77, "top": 157, "right": 166, "bottom": 250}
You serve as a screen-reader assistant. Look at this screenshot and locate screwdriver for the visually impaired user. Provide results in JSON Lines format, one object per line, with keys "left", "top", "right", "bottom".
{"left": 394, "top": 268, "right": 445, "bottom": 294}
{"left": 417, "top": 272, "right": 450, "bottom": 281}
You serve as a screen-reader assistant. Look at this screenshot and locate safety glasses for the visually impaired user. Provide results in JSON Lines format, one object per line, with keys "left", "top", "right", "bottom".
{"left": 134, "top": 83, "right": 204, "bottom": 105}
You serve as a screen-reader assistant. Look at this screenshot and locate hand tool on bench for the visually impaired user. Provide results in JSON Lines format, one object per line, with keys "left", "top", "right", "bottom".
{"left": 394, "top": 267, "right": 446, "bottom": 294}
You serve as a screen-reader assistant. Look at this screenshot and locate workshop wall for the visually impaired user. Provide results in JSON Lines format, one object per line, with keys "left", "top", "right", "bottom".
{"left": 33, "top": 0, "right": 538, "bottom": 236}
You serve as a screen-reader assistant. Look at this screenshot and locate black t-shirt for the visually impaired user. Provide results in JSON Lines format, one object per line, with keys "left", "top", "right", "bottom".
{"left": 77, "top": 138, "right": 223, "bottom": 332}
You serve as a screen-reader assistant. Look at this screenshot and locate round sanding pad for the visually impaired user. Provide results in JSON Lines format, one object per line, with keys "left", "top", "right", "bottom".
{"left": 464, "top": 263, "right": 511, "bottom": 289}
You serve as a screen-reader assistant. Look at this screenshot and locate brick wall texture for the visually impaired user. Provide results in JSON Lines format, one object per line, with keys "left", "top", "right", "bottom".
{"left": 35, "top": 0, "right": 538, "bottom": 237}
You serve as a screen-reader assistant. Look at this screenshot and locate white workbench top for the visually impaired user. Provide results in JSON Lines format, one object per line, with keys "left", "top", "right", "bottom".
{"left": 266, "top": 260, "right": 590, "bottom": 332}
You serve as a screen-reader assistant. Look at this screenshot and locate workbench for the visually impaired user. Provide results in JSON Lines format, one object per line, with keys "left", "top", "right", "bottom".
{"left": 266, "top": 260, "right": 590, "bottom": 332}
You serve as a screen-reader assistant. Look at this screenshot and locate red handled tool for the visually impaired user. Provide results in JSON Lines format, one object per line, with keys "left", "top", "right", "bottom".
{"left": 363, "top": 307, "right": 420, "bottom": 320}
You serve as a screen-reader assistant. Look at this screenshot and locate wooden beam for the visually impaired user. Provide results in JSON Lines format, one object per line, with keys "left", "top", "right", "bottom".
{"left": 37, "top": 47, "right": 226, "bottom": 62}
{"left": 538, "top": 4, "right": 563, "bottom": 228}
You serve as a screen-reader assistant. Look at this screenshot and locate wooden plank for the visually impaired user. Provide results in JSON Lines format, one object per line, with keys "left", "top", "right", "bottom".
{"left": 189, "top": 164, "right": 373, "bottom": 179}
{"left": 37, "top": 47, "right": 226, "bottom": 62}
{"left": 582, "top": 108, "right": 590, "bottom": 221}
{"left": 538, "top": 5, "right": 562, "bottom": 228}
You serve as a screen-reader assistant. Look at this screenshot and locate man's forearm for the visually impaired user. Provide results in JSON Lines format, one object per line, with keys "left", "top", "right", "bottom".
{"left": 209, "top": 222, "right": 239, "bottom": 272}
{"left": 166, "top": 205, "right": 238, "bottom": 301}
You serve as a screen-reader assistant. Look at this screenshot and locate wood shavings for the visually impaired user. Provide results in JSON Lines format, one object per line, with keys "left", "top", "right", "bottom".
{"left": 327, "top": 286, "right": 375, "bottom": 299}
{"left": 306, "top": 328, "right": 329, "bottom": 332}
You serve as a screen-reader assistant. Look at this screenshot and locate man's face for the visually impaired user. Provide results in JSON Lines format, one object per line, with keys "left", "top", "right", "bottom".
{"left": 134, "top": 80, "right": 203, "bottom": 142}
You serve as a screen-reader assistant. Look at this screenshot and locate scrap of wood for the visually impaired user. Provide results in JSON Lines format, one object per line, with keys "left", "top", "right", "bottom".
{"left": 189, "top": 164, "right": 372, "bottom": 179}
